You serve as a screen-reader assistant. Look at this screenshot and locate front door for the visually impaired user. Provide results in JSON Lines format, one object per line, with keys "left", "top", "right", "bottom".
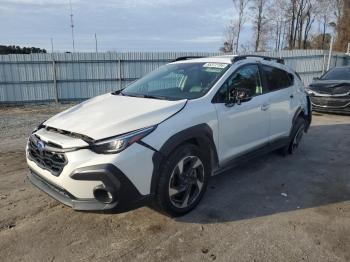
{"left": 214, "top": 64, "right": 270, "bottom": 163}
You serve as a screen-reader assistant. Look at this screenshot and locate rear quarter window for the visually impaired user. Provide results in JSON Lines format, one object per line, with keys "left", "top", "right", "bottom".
{"left": 262, "top": 65, "right": 293, "bottom": 92}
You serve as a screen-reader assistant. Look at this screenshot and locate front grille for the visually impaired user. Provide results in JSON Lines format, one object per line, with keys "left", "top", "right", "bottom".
{"left": 28, "top": 135, "right": 67, "bottom": 176}
{"left": 310, "top": 96, "right": 350, "bottom": 108}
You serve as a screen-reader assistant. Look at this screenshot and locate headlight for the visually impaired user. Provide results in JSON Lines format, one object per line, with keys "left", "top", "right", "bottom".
{"left": 90, "top": 126, "right": 156, "bottom": 154}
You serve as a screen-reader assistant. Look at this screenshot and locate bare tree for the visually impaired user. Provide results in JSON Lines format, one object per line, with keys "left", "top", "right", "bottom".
{"left": 220, "top": 22, "right": 237, "bottom": 53}
{"left": 219, "top": 0, "right": 346, "bottom": 52}
{"left": 288, "top": 0, "right": 297, "bottom": 49}
{"left": 266, "top": 0, "right": 289, "bottom": 51}
{"left": 302, "top": 1, "right": 316, "bottom": 49}
{"left": 250, "top": 0, "right": 269, "bottom": 51}
{"left": 285, "top": 0, "right": 316, "bottom": 49}
{"left": 334, "top": 0, "right": 350, "bottom": 51}
{"left": 315, "top": 0, "right": 337, "bottom": 49}
{"left": 232, "top": 0, "right": 250, "bottom": 53}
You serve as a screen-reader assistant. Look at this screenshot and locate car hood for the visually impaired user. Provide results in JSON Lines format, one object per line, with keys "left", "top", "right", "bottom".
{"left": 44, "top": 93, "right": 186, "bottom": 140}
{"left": 309, "top": 80, "right": 350, "bottom": 95}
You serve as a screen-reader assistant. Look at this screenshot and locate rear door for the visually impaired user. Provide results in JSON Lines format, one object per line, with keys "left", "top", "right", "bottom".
{"left": 260, "top": 64, "right": 297, "bottom": 141}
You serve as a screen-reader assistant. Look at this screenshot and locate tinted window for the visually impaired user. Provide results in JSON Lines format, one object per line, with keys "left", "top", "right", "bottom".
{"left": 216, "top": 64, "right": 262, "bottom": 102}
{"left": 321, "top": 67, "right": 350, "bottom": 80}
{"left": 262, "top": 65, "right": 292, "bottom": 91}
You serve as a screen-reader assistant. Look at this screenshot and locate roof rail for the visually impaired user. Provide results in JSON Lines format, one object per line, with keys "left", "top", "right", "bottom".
{"left": 172, "top": 56, "right": 205, "bottom": 62}
{"left": 233, "top": 55, "right": 285, "bottom": 65}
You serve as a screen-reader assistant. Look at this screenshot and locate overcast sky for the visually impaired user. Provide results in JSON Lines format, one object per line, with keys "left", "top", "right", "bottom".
{"left": 0, "top": 0, "right": 251, "bottom": 52}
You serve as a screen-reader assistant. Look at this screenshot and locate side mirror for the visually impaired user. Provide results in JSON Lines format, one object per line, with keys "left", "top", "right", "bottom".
{"left": 225, "top": 88, "right": 252, "bottom": 107}
{"left": 225, "top": 88, "right": 236, "bottom": 107}
{"left": 313, "top": 77, "right": 320, "bottom": 81}
{"left": 235, "top": 89, "right": 252, "bottom": 105}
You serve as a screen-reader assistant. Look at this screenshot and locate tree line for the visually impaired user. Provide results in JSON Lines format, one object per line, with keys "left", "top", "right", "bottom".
{"left": 220, "top": 0, "right": 350, "bottom": 53}
{"left": 0, "top": 45, "right": 47, "bottom": 55}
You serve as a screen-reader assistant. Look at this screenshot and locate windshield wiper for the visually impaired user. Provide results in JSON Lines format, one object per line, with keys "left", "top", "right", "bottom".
{"left": 111, "top": 89, "right": 127, "bottom": 95}
{"left": 113, "top": 91, "right": 169, "bottom": 100}
{"left": 142, "top": 94, "right": 168, "bottom": 100}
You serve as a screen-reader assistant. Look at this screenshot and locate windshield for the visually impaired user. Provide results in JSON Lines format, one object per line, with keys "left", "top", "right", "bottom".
{"left": 321, "top": 67, "right": 350, "bottom": 80}
{"left": 121, "top": 62, "right": 230, "bottom": 100}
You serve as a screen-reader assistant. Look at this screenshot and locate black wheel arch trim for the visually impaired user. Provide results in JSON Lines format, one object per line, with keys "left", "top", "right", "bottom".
{"left": 292, "top": 106, "right": 303, "bottom": 126}
{"left": 291, "top": 98, "right": 312, "bottom": 134}
{"left": 150, "top": 123, "right": 219, "bottom": 195}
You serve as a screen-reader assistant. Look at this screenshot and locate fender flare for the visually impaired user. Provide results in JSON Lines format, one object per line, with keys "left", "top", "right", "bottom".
{"left": 292, "top": 106, "right": 303, "bottom": 126}
{"left": 150, "top": 123, "right": 219, "bottom": 194}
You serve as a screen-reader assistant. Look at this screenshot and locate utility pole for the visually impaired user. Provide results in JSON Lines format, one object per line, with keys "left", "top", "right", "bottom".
{"left": 95, "top": 33, "right": 98, "bottom": 53}
{"left": 50, "top": 38, "right": 54, "bottom": 53}
{"left": 69, "top": 0, "right": 75, "bottom": 52}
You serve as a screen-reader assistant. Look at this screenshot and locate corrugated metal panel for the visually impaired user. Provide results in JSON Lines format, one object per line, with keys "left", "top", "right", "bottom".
{"left": 0, "top": 51, "right": 349, "bottom": 104}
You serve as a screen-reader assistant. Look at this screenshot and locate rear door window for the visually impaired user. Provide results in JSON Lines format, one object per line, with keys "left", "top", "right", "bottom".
{"left": 262, "top": 65, "right": 293, "bottom": 92}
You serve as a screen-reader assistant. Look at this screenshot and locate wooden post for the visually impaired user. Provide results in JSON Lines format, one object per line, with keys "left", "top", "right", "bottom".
{"left": 322, "top": 53, "right": 327, "bottom": 74}
{"left": 118, "top": 59, "right": 122, "bottom": 90}
{"left": 327, "top": 36, "right": 334, "bottom": 71}
{"left": 52, "top": 59, "right": 59, "bottom": 103}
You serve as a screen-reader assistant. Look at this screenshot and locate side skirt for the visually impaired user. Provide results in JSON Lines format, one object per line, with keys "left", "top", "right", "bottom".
{"left": 214, "top": 137, "right": 289, "bottom": 176}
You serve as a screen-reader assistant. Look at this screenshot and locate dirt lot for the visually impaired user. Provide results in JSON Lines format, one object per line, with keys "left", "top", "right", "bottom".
{"left": 0, "top": 104, "right": 349, "bottom": 262}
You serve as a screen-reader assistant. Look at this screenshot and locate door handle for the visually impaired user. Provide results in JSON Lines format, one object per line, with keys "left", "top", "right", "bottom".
{"left": 290, "top": 94, "right": 294, "bottom": 99}
{"left": 261, "top": 103, "right": 270, "bottom": 111}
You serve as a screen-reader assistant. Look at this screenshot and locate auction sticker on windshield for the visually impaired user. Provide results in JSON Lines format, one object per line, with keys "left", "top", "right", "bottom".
{"left": 203, "top": 63, "right": 228, "bottom": 69}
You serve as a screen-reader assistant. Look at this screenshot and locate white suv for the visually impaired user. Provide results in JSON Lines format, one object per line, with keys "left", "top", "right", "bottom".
{"left": 26, "top": 55, "right": 312, "bottom": 216}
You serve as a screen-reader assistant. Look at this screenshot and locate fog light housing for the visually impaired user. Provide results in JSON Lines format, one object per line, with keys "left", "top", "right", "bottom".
{"left": 93, "top": 185, "right": 116, "bottom": 204}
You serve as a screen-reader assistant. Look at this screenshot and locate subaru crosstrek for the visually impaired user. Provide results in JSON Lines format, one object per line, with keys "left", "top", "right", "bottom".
{"left": 26, "top": 55, "right": 312, "bottom": 216}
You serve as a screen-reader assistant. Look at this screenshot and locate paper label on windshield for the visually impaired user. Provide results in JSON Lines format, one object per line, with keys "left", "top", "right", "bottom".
{"left": 203, "top": 63, "right": 228, "bottom": 69}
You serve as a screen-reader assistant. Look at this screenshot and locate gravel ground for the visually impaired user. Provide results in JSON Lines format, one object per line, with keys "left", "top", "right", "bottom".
{"left": 0, "top": 104, "right": 349, "bottom": 262}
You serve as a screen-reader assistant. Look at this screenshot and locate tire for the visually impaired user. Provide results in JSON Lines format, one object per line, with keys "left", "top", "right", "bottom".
{"left": 154, "top": 144, "right": 210, "bottom": 217}
{"left": 288, "top": 117, "right": 306, "bottom": 154}
{"left": 279, "top": 117, "right": 306, "bottom": 155}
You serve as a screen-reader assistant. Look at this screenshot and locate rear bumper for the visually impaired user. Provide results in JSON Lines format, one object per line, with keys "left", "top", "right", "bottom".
{"left": 28, "top": 164, "right": 150, "bottom": 212}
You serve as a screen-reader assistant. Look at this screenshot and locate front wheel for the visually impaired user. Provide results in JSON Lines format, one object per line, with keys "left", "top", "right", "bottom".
{"left": 154, "top": 144, "right": 210, "bottom": 217}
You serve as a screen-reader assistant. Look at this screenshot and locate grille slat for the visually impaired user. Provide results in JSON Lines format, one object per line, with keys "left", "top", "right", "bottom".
{"left": 28, "top": 136, "right": 67, "bottom": 176}
{"left": 310, "top": 96, "right": 350, "bottom": 108}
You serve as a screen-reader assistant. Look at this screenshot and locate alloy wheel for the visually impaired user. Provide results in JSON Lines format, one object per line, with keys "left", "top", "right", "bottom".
{"left": 168, "top": 155, "right": 205, "bottom": 208}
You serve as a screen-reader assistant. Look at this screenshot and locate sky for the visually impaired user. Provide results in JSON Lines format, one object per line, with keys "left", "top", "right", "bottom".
{"left": 0, "top": 0, "right": 252, "bottom": 52}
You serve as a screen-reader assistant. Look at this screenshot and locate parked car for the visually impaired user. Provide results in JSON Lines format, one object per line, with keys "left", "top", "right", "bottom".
{"left": 26, "top": 55, "right": 312, "bottom": 216}
{"left": 306, "top": 66, "right": 350, "bottom": 114}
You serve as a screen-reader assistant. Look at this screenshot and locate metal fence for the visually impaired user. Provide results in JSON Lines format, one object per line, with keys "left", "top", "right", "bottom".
{"left": 0, "top": 50, "right": 349, "bottom": 104}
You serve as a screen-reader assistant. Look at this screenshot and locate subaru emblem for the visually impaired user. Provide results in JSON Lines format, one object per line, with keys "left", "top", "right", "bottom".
{"left": 37, "top": 140, "right": 45, "bottom": 153}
